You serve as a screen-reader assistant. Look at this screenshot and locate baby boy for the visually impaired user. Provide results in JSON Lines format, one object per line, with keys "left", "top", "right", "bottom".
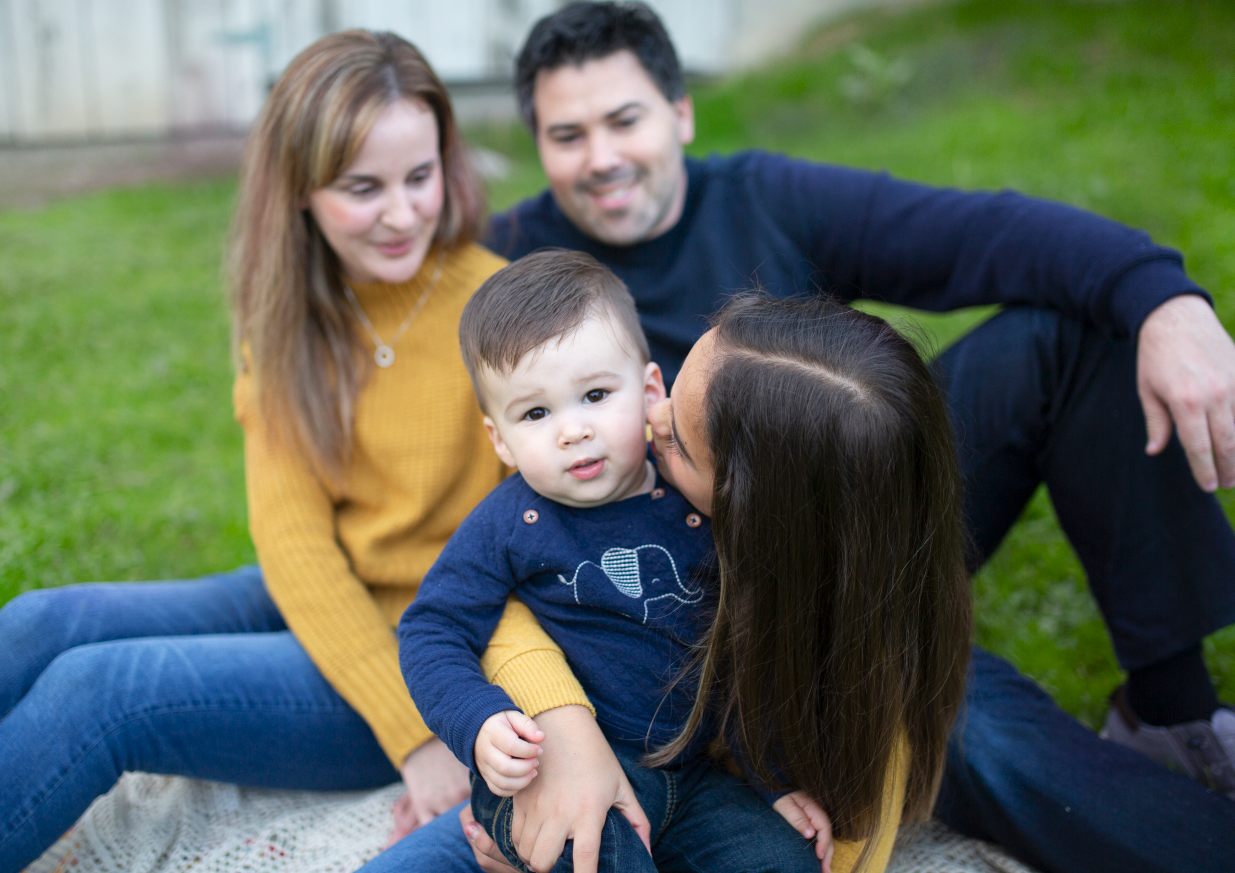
{"left": 399, "top": 250, "right": 821, "bottom": 873}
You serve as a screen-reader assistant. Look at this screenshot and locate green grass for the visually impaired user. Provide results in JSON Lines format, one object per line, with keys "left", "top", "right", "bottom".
{"left": 4, "top": 0, "right": 1235, "bottom": 728}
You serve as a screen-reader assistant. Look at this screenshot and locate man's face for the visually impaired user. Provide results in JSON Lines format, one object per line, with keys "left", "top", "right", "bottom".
{"left": 532, "top": 50, "right": 695, "bottom": 246}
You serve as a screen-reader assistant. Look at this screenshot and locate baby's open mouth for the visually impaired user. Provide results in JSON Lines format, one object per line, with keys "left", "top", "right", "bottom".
{"left": 568, "top": 458, "right": 606, "bottom": 480}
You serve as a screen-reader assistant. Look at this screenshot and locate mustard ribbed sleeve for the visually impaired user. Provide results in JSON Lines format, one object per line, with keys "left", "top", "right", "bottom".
{"left": 831, "top": 736, "right": 909, "bottom": 873}
{"left": 236, "top": 243, "right": 591, "bottom": 767}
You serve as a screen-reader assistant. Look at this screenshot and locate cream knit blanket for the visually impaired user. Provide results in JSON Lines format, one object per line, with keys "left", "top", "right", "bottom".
{"left": 25, "top": 773, "right": 1039, "bottom": 873}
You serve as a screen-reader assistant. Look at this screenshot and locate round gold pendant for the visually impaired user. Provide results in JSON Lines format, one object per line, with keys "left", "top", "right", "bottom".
{"left": 375, "top": 345, "right": 395, "bottom": 368}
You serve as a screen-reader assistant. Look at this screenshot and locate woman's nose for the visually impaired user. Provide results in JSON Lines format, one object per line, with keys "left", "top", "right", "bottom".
{"left": 647, "top": 397, "right": 672, "bottom": 436}
{"left": 381, "top": 189, "right": 416, "bottom": 231}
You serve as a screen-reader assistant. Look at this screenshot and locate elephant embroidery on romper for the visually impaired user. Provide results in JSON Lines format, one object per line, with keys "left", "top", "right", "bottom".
{"left": 557, "top": 544, "right": 703, "bottom": 623}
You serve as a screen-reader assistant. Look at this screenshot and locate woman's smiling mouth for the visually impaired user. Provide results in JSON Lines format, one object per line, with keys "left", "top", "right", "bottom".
{"left": 376, "top": 238, "right": 416, "bottom": 257}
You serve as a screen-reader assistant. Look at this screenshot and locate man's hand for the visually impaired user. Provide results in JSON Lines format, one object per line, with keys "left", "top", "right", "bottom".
{"left": 1137, "top": 294, "right": 1235, "bottom": 492}
{"left": 384, "top": 736, "right": 471, "bottom": 848}
{"left": 503, "top": 704, "right": 651, "bottom": 873}
{"left": 773, "top": 791, "right": 834, "bottom": 873}
{"left": 476, "top": 710, "right": 545, "bottom": 796}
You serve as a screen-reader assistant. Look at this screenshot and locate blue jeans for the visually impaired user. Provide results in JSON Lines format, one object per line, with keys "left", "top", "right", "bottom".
{"left": 470, "top": 749, "right": 818, "bottom": 873}
{"left": 0, "top": 566, "right": 399, "bottom": 873}
{"left": 933, "top": 308, "right": 1235, "bottom": 873}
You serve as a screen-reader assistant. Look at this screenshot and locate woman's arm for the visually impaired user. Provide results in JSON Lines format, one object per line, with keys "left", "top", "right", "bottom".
{"left": 237, "top": 370, "right": 431, "bottom": 766}
{"left": 827, "top": 736, "right": 909, "bottom": 873}
{"left": 473, "top": 704, "right": 651, "bottom": 873}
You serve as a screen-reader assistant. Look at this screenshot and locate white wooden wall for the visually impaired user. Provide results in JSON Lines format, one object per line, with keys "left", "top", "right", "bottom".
{"left": 0, "top": 0, "right": 898, "bottom": 143}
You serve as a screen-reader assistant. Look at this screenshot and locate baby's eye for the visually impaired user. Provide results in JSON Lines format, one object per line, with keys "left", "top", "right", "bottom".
{"left": 583, "top": 389, "right": 609, "bottom": 404}
{"left": 523, "top": 407, "right": 548, "bottom": 421}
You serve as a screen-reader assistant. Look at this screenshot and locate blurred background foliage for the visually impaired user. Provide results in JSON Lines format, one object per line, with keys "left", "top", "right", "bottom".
{"left": 3, "top": 0, "right": 1234, "bottom": 728}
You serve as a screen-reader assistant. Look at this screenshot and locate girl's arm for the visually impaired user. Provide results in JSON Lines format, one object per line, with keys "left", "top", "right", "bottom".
{"left": 468, "top": 704, "right": 651, "bottom": 873}
{"left": 827, "top": 736, "right": 909, "bottom": 873}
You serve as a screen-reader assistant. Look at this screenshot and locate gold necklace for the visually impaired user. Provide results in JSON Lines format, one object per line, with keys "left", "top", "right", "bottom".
{"left": 343, "top": 251, "right": 444, "bottom": 368}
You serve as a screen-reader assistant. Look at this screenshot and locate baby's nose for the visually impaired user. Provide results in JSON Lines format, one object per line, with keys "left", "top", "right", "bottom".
{"left": 558, "top": 419, "right": 594, "bottom": 446}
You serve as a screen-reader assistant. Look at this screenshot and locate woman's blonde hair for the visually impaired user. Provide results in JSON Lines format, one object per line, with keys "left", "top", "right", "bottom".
{"left": 228, "top": 30, "right": 484, "bottom": 478}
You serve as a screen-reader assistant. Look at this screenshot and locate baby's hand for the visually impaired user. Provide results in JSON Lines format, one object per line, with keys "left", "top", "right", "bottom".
{"left": 773, "top": 790, "right": 834, "bottom": 873}
{"left": 475, "top": 710, "right": 545, "bottom": 796}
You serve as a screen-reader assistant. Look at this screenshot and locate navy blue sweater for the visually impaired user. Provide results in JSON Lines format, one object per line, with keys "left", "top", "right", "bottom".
{"left": 486, "top": 151, "right": 1208, "bottom": 385}
{"left": 399, "top": 470, "right": 715, "bottom": 772}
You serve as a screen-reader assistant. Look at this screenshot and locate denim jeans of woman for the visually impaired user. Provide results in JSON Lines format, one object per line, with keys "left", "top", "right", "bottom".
{"left": 0, "top": 566, "right": 399, "bottom": 873}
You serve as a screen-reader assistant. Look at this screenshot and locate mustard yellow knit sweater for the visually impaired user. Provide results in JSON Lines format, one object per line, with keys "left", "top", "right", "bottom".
{"left": 233, "top": 242, "right": 590, "bottom": 767}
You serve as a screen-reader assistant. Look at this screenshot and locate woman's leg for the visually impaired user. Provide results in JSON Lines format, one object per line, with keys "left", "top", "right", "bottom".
{"left": 0, "top": 565, "right": 277, "bottom": 717}
{"left": 359, "top": 802, "right": 483, "bottom": 873}
{"left": 0, "top": 629, "right": 398, "bottom": 873}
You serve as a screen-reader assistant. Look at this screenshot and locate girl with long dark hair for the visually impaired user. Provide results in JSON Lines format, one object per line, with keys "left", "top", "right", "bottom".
{"left": 646, "top": 294, "right": 972, "bottom": 872}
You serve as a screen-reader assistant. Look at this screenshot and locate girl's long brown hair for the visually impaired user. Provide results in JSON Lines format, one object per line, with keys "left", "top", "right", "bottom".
{"left": 228, "top": 30, "right": 485, "bottom": 478}
{"left": 651, "top": 296, "right": 971, "bottom": 867}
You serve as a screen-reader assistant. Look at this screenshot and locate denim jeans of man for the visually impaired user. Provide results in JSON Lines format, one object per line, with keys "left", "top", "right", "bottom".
{"left": 932, "top": 306, "right": 1235, "bottom": 873}
{"left": 471, "top": 747, "right": 819, "bottom": 873}
{"left": 0, "top": 566, "right": 399, "bottom": 873}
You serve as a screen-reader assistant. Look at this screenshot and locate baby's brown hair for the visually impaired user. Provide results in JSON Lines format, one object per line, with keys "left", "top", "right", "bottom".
{"left": 459, "top": 249, "right": 649, "bottom": 410}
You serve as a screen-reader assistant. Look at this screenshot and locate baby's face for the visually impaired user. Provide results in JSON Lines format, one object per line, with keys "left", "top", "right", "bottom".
{"left": 480, "top": 316, "right": 665, "bottom": 508}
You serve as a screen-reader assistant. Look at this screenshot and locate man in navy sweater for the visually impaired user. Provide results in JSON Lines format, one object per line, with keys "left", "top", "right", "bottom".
{"left": 470, "top": 3, "right": 1235, "bottom": 872}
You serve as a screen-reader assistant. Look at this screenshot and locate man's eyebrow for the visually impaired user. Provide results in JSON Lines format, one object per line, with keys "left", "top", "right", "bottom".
{"left": 670, "top": 407, "right": 695, "bottom": 466}
{"left": 544, "top": 102, "right": 644, "bottom": 136}
{"left": 603, "top": 101, "right": 644, "bottom": 121}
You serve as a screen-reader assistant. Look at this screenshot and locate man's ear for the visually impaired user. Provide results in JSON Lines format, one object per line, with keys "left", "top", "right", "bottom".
{"left": 482, "top": 416, "right": 518, "bottom": 469}
{"left": 643, "top": 361, "right": 667, "bottom": 411}
{"left": 672, "top": 95, "right": 695, "bottom": 147}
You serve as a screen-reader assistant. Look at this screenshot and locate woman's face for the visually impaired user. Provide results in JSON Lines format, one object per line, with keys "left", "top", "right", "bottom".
{"left": 649, "top": 328, "right": 716, "bottom": 516}
{"left": 307, "top": 98, "right": 444, "bottom": 285}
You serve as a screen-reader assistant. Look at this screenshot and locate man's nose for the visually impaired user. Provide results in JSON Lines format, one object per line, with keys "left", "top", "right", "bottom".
{"left": 585, "top": 131, "right": 623, "bottom": 176}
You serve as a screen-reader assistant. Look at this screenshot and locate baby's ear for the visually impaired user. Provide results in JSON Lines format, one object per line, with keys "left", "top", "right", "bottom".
{"left": 643, "top": 362, "right": 666, "bottom": 409}
{"left": 483, "top": 416, "right": 518, "bottom": 469}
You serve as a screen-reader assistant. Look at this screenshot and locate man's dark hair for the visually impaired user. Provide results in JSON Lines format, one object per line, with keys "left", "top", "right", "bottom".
{"left": 515, "top": 1, "right": 685, "bottom": 130}
{"left": 459, "top": 249, "right": 650, "bottom": 410}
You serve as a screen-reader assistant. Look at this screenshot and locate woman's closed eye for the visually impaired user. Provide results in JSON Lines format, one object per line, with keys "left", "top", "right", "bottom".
{"left": 406, "top": 164, "right": 436, "bottom": 186}
{"left": 583, "top": 388, "right": 609, "bottom": 403}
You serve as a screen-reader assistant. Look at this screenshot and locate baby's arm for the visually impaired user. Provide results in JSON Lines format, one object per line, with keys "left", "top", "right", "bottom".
{"left": 474, "top": 710, "right": 545, "bottom": 795}
{"left": 398, "top": 492, "right": 527, "bottom": 772}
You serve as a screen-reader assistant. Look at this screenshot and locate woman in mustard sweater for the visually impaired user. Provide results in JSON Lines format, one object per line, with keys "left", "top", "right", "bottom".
{"left": 0, "top": 32, "right": 590, "bottom": 873}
